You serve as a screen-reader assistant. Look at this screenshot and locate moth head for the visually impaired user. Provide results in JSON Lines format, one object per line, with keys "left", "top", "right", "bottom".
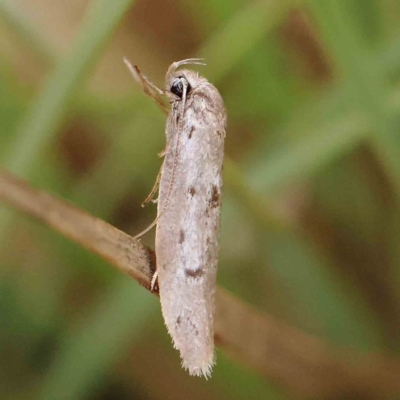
{"left": 170, "top": 75, "right": 191, "bottom": 99}
{"left": 166, "top": 58, "right": 206, "bottom": 101}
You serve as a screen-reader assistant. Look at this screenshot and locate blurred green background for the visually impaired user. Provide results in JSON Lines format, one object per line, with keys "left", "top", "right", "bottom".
{"left": 2, "top": 0, "right": 400, "bottom": 399}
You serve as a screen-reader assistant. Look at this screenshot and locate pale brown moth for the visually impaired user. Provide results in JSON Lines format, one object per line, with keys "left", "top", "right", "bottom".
{"left": 124, "top": 58, "right": 227, "bottom": 378}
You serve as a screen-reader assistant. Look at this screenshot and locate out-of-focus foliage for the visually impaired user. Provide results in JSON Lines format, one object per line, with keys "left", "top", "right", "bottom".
{"left": 1, "top": 0, "right": 400, "bottom": 399}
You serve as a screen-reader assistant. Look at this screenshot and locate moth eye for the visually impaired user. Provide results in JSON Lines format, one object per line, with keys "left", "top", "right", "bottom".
{"left": 170, "top": 77, "right": 191, "bottom": 99}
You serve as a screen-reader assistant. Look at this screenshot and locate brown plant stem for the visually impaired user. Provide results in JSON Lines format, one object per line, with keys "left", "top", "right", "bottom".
{"left": 1, "top": 168, "right": 400, "bottom": 399}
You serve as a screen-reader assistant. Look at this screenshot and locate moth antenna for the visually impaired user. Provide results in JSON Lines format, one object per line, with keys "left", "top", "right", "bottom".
{"left": 133, "top": 81, "right": 188, "bottom": 240}
{"left": 166, "top": 58, "right": 206, "bottom": 83}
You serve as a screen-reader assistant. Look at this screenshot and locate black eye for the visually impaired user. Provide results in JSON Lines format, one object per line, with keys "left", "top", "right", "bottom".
{"left": 170, "top": 77, "right": 191, "bottom": 99}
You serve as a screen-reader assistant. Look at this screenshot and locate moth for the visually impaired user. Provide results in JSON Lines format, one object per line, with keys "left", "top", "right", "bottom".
{"left": 124, "top": 58, "right": 226, "bottom": 378}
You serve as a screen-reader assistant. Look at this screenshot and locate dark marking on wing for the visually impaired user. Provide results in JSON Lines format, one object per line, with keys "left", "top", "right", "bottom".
{"left": 188, "top": 126, "right": 195, "bottom": 139}
{"left": 188, "top": 317, "right": 199, "bottom": 336}
{"left": 179, "top": 230, "right": 185, "bottom": 244}
{"left": 176, "top": 316, "right": 181, "bottom": 325}
{"left": 185, "top": 268, "right": 204, "bottom": 278}
{"left": 209, "top": 185, "right": 220, "bottom": 208}
{"left": 188, "top": 186, "right": 196, "bottom": 197}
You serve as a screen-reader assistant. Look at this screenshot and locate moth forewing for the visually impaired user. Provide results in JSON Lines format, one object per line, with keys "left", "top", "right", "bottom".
{"left": 125, "top": 58, "right": 226, "bottom": 378}
{"left": 156, "top": 68, "right": 226, "bottom": 378}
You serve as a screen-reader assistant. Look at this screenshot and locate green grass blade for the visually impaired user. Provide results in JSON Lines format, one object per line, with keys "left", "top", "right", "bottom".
{"left": 199, "top": 0, "right": 298, "bottom": 83}
{"left": 247, "top": 112, "right": 368, "bottom": 193}
{"left": 0, "top": 1, "right": 54, "bottom": 66}
{"left": 0, "top": 0, "right": 134, "bottom": 243}
{"left": 3, "top": 0, "right": 134, "bottom": 176}
{"left": 308, "top": 0, "right": 400, "bottom": 199}
{"left": 36, "top": 277, "right": 156, "bottom": 400}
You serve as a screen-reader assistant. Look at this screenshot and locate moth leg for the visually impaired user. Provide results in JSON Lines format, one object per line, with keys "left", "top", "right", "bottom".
{"left": 141, "top": 161, "right": 163, "bottom": 207}
{"left": 141, "top": 74, "right": 164, "bottom": 96}
{"left": 150, "top": 271, "right": 159, "bottom": 292}
{"left": 123, "top": 58, "right": 169, "bottom": 114}
{"left": 158, "top": 147, "right": 166, "bottom": 157}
